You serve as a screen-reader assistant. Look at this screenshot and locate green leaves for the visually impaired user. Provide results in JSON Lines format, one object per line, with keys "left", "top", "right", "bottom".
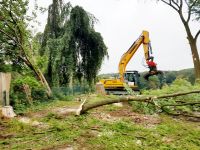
{"left": 0, "top": 0, "right": 31, "bottom": 70}
{"left": 141, "top": 78, "right": 200, "bottom": 115}
{"left": 69, "top": 6, "right": 108, "bottom": 85}
{"left": 13, "top": 76, "right": 42, "bottom": 89}
{"left": 40, "top": 2, "right": 108, "bottom": 87}
{"left": 190, "top": 0, "right": 200, "bottom": 21}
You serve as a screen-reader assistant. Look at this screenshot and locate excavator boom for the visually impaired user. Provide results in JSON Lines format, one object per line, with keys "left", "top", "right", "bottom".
{"left": 118, "top": 30, "right": 152, "bottom": 81}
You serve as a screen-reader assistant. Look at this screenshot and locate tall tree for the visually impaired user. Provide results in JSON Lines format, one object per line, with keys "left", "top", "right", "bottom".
{"left": 41, "top": 1, "right": 108, "bottom": 87}
{"left": 156, "top": 0, "right": 200, "bottom": 80}
{"left": 0, "top": 0, "right": 52, "bottom": 97}
{"left": 69, "top": 6, "right": 108, "bottom": 85}
{"left": 40, "top": 0, "right": 71, "bottom": 86}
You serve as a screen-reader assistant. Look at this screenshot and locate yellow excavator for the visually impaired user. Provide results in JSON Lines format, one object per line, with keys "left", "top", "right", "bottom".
{"left": 100, "top": 30, "right": 163, "bottom": 94}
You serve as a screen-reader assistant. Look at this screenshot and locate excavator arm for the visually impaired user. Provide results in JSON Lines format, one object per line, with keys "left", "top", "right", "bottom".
{"left": 118, "top": 30, "right": 152, "bottom": 81}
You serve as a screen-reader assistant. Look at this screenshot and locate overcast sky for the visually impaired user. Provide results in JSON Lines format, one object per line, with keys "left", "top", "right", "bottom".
{"left": 30, "top": 0, "right": 200, "bottom": 74}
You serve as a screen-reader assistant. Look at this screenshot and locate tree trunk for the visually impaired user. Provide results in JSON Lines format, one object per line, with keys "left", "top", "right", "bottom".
{"left": 22, "top": 84, "right": 33, "bottom": 105}
{"left": 189, "top": 39, "right": 200, "bottom": 79}
{"left": 20, "top": 56, "right": 52, "bottom": 97}
{"left": 47, "top": 52, "right": 53, "bottom": 86}
{"left": 179, "top": 14, "right": 200, "bottom": 80}
{"left": 78, "top": 90, "right": 200, "bottom": 114}
{"left": 38, "top": 69, "right": 52, "bottom": 97}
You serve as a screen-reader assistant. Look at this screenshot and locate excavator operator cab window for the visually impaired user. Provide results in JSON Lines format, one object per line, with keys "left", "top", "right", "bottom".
{"left": 124, "top": 73, "right": 135, "bottom": 82}
{"left": 124, "top": 71, "right": 140, "bottom": 86}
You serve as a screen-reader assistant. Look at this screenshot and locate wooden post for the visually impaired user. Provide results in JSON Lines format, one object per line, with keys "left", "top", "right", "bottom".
{"left": 0, "top": 73, "right": 11, "bottom": 106}
{"left": 0, "top": 73, "right": 16, "bottom": 118}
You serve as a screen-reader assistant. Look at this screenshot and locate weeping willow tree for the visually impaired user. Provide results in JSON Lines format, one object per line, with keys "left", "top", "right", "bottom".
{"left": 69, "top": 6, "right": 108, "bottom": 86}
{"left": 40, "top": 0, "right": 108, "bottom": 87}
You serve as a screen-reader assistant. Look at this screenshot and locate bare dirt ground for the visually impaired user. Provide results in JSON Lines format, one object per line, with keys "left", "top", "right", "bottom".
{"left": 90, "top": 104, "right": 162, "bottom": 127}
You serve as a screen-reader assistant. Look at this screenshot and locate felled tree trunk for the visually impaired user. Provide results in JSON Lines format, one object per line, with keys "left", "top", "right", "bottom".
{"left": 20, "top": 56, "right": 52, "bottom": 98}
{"left": 77, "top": 90, "right": 200, "bottom": 115}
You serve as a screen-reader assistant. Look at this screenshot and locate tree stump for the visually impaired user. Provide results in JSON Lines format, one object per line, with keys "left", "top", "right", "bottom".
{"left": 96, "top": 82, "right": 106, "bottom": 95}
{"left": 1, "top": 106, "right": 16, "bottom": 118}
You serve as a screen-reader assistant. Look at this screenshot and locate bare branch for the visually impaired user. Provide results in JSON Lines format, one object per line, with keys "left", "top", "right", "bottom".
{"left": 187, "top": 5, "right": 192, "bottom": 22}
{"left": 195, "top": 29, "right": 200, "bottom": 41}
{"left": 184, "top": 0, "right": 189, "bottom": 6}
{"left": 180, "top": 0, "right": 183, "bottom": 7}
{"left": 160, "top": 0, "right": 179, "bottom": 11}
{"left": 172, "top": 0, "right": 181, "bottom": 9}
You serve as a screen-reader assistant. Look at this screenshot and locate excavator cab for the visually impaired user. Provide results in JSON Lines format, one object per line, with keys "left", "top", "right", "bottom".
{"left": 124, "top": 71, "right": 140, "bottom": 87}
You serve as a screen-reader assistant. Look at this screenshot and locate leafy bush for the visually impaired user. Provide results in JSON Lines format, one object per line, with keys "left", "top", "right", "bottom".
{"left": 142, "top": 78, "right": 197, "bottom": 95}
{"left": 132, "top": 78, "right": 200, "bottom": 115}
{"left": 10, "top": 76, "right": 47, "bottom": 111}
{"left": 12, "top": 76, "right": 42, "bottom": 89}
{"left": 0, "top": 64, "right": 12, "bottom": 72}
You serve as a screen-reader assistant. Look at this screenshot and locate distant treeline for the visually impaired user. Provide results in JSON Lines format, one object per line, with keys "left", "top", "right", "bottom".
{"left": 162, "top": 68, "right": 195, "bottom": 84}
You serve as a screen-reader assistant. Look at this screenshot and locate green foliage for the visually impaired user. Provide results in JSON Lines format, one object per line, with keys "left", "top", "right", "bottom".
{"left": 13, "top": 76, "right": 42, "bottom": 89}
{"left": 138, "top": 74, "right": 163, "bottom": 90}
{"left": 137, "top": 68, "right": 195, "bottom": 90}
{"left": 148, "top": 76, "right": 161, "bottom": 89}
{"left": 0, "top": 64, "right": 12, "bottom": 72}
{"left": 69, "top": 6, "right": 108, "bottom": 85}
{"left": 143, "top": 78, "right": 197, "bottom": 95}
{"left": 132, "top": 78, "right": 200, "bottom": 114}
{"left": 0, "top": 0, "right": 32, "bottom": 69}
{"left": 190, "top": 0, "right": 200, "bottom": 21}
{"left": 32, "top": 32, "right": 49, "bottom": 73}
{"left": 165, "top": 71, "right": 176, "bottom": 84}
{"left": 40, "top": 1, "right": 108, "bottom": 87}
{"left": 10, "top": 75, "right": 47, "bottom": 111}
{"left": 0, "top": 0, "right": 52, "bottom": 99}
{"left": 51, "top": 84, "right": 91, "bottom": 100}
{"left": 39, "top": 0, "right": 72, "bottom": 86}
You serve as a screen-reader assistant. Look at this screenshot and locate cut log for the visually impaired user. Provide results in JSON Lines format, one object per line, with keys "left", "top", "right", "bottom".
{"left": 77, "top": 90, "right": 200, "bottom": 115}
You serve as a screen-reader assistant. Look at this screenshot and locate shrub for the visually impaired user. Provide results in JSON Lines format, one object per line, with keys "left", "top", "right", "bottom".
{"left": 132, "top": 78, "right": 200, "bottom": 115}
{"left": 10, "top": 76, "right": 47, "bottom": 111}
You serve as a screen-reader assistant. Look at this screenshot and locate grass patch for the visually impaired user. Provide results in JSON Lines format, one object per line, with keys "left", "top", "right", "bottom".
{"left": 1, "top": 95, "right": 200, "bottom": 149}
